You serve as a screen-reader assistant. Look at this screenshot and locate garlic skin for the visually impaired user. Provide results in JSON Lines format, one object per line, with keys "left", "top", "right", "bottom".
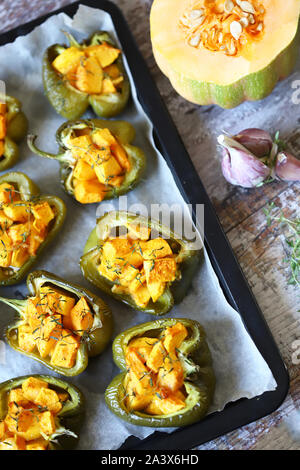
{"left": 275, "top": 152, "right": 300, "bottom": 181}
{"left": 234, "top": 128, "right": 273, "bottom": 157}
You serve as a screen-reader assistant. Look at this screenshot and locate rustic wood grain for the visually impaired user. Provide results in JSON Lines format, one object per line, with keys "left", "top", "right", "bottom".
{"left": 0, "top": 0, "right": 299, "bottom": 450}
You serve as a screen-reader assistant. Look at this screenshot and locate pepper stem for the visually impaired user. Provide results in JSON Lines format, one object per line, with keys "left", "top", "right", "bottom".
{"left": 27, "top": 135, "right": 68, "bottom": 163}
{"left": 0, "top": 296, "right": 27, "bottom": 314}
{"left": 62, "top": 30, "right": 81, "bottom": 48}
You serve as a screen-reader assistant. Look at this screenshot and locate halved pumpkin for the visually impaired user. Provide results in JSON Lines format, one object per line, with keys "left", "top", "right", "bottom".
{"left": 150, "top": 0, "right": 300, "bottom": 108}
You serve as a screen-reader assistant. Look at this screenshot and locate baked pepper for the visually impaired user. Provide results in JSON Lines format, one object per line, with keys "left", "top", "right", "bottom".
{"left": 80, "top": 211, "right": 200, "bottom": 315}
{"left": 28, "top": 119, "right": 146, "bottom": 204}
{"left": 43, "top": 31, "right": 130, "bottom": 120}
{"left": 105, "top": 318, "right": 215, "bottom": 427}
{"left": 0, "top": 374, "right": 84, "bottom": 450}
{"left": 0, "top": 270, "right": 114, "bottom": 376}
{"left": 0, "top": 93, "right": 28, "bottom": 171}
{"left": 0, "top": 172, "right": 66, "bottom": 286}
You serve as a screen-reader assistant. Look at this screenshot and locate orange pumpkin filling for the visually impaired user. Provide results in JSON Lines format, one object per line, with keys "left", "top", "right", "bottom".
{"left": 0, "top": 377, "right": 69, "bottom": 450}
{"left": 52, "top": 43, "right": 124, "bottom": 95}
{"left": 0, "top": 184, "right": 56, "bottom": 270}
{"left": 179, "top": 0, "right": 265, "bottom": 56}
{"left": 67, "top": 127, "right": 131, "bottom": 204}
{"left": 124, "top": 322, "right": 188, "bottom": 415}
{"left": 16, "top": 285, "right": 96, "bottom": 369}
{"left": 97, "top": 226, "right": 181, "bottom": 309}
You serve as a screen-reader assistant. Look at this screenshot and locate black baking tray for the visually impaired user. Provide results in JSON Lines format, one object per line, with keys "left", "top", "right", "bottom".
{"left": 0, "top": 0, "right": 289, "bottom": 450}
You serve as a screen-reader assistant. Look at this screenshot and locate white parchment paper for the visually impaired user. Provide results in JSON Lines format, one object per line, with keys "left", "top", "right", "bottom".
{"left": 0, "top": 5, "right": 277, "bottom": 449}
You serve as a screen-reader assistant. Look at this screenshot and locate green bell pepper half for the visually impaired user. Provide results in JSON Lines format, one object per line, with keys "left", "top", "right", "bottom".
{"left": 105, "top": 318, "right": 215, "bottom": 427}
{"left": 0, "top": 172, "right": 66, "bottom": 286}
{"left": 0, "top": 270, "right": 114, "bottom": 376}
{"left": 80, "top": 211, "right": 201, "bottom": 316}
{"left": 0, "top": 94, "right": 28, "bottom": 171}
{"left": 0, "top": 374, "right": 84, "bottom": 450}
{"left": 43, "top": 31, "right": 130, "bottom": 120}
{"left": 27, "top": 119, "right": 146, "bottom": 203}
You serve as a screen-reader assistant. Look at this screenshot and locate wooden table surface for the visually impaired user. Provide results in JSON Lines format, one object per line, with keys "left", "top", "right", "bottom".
{"left": 1, "top": 0, "right": 299, "bottom": 450}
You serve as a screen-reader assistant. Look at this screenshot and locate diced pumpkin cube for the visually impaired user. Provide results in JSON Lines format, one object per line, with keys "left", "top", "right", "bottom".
{"left": 163, "top": 322, "right": 188, "bottom": 354}
{"left": 124, "top": 377, "right": 153, "bottom": 411}
{"left": 8, "top": 222, "right": 31, "bottom": 246}
{"left": 101, "top": 78, "right": 116, "bottom": 94}
{"left": 91, "top": 128, "right": 116, "bottom": 148}
{"left": 52, "top": 46, "right": 85, "bottom": 75}
{"left": 0, "top": 210, "right": 13, "bottom": 231}
{"left": 3, "top": 202, "right": 31, "bottom": 223}
{"left": 111, "top": 140, "right": 130, "bottom": 171}
{"left": 108, "top": 175, "right": 124, "bottom": 187}
{"left": 0, "top": 115, "right": 6, "bottom": 140}
{"left": 5, "top": 408, "right": 42, "bottom": 441}
{"left": 50, "top": 330, "right": 80, "bottom": 369}
{"left": 131, "top": 284, "right": 151, "bottom": 308}
{"left": 69, "top": 297, "right": 94, "bottom": 336}
{"left": 144, "top": 258, "right": 177, "bottom": 284}
{"left": 22, "top": 377, "right": 48, "bottom": 402}
{"left": 157, "top": 358, "right": 184, "bottom": 392}
{"left": 0, "top": 103, "right": 6, "bottom": 114}
{"left": 73, "top": 178, "right": 107, "bottom": 204}
{"left": 126, "top": 349, "right": 153, "bottom": 394}
{"left": 11, "top": 247, "right": 30, "bottom": 268}
{"left": 111, "top": 284, "right": 129, "bottom": 295}
{"left": 39, "top": 286, "right": 76, "bottom": 317}
{"left": 129, "top": 269, "right": 146, "bottom": 293}
{"left": 119, "top": 264, "right": 139, "bottom": 287}
{"left": 39, "top": 411, "right": 56, "bottom": 436}
{"left": 75, "top": 56, "right": 103, "bottom": 94}
{"left": 58, "top": 392, "right": 69, "bottom": 403}
{"left": 103, "top": 64, "right": 121, "bottom": 79}
{"left": 0, "top": 231, "right": 12, "bottom": 267}
{"left": 128, "top": 337, "right": 158, "bottom": 364}
{"left": 142, "top": 238, "right": 173, "bottom": 260}
{"left": 0, "top": 421, "right": 5, "bottom": 440}
{"left": 8, "top": 388, "right": 30, "bottom": 407}
{"left": 27, "top": 226, "right": 46, "bottom": 256}
{"left": 37, "top": 315, "right": 62, "bottom": 358}
{"left": 69, "top": 134, "right": 93, "bottom": 159}
{"left": 25, "top": 297, "right": 46, "bottom": 329}
{"left": 102, "top": 238, "right": 132, "bottom": 259}
{"left": 85, "top": 43, "right": 120, "bottom": 68}
{"left": 31, "top": 202, "right": 55, "bottom": 230}
{"left": 146, "top": 281, "right": 165, "bottom": 303}
{"left": 94, "top": 155, "right": 123, "bottom": 185}
{"left": 35, "top": 388, "right": 62, "bottom": 414}
{"left": 98, "top": 261, "right": 119, "bottom": 282}
{"left": 26, "top": 438, "right": 48, "bottom": 450}
{"left": 0, "top": 183, "right": 16, "bottom": 203}
{"left": 18, "top": 324, "right": 37, "bottom": 353}
{"left": 73, "top": 159, "right": 97, "bottom": 180}
{"left": 128, "top": 224, "right": 151, "bottom": 241}
{"left": 146, "top": 340, "right": 166, "bottom": 373}
{"left": 0, "top": 435, "right": 26, "bottom": 450}
{"left": 145, "top": 393, "right": 185, "bottom": 415}
{"left": 112, "top": 76, "right": 124, "bottom": 87}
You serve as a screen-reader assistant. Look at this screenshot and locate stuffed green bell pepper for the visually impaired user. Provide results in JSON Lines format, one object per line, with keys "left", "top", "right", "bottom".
{"left": 0, "top": 94, "right": 28, "bottom": 171}
{"left": 105, "top": 318, "right": 215, "bottom": 427}
{"left": 43, "top": 31, "right": 130, "bottom": 120}
{"left": 0, "top": 172, "right": 66, "bottom": 286}
{"left": 28, "top": 119, "right": 146, "bottom": 204}
{"left": 80, "top": 211, "right": 200, "bottom": 315}
{"left": 0, "top": 374, "right": 84, "bottom": 450}
{"left": 0, "top": 270, "right": 114, "bottom": 376}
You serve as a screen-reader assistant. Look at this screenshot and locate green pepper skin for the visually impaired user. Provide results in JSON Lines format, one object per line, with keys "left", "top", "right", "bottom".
{"left": 105, "top": 318, "right": 215, "bottom": 427}
{"left": 0, "top": 94, "right": 28, "bottom": 171}
{"left": 80, "top": 211, "right": 201, "bottom": 316}
{"left": 0, "top": 172, "right": 66, "bottom": 286}
{"left": 28, "top": 119, "right": 146, "bottom": 203}
{"left": 43, "top": 31, "right": 130, "bottom": 120}
{"left": 0, "top": 270, "right": 114, "bottom": 376}
{"left": 0, "top": 374, "right": 84, "bottom": 449}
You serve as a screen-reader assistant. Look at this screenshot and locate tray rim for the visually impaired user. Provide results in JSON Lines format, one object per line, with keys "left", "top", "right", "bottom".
{"left": 0, "top": 0, "right": 289, "bottom": 451}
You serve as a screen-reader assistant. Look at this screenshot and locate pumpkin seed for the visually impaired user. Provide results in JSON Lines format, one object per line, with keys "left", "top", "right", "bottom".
{"left": 236, "top": 0, "right": 255, "bottom": 14}
{"left": 189, "top": 34, "right": 200, "bottom": 47}
{"left": 224, "top": 0, "right": 234, "bottom": 13}
{"left": 256, "top": 22, "right": 263, "bottom": 32}
{"left": 230, "top": 20, "right": 243, "bottom": 40}
{"left": 189, "top": 9, "right": 204, "bottom": 20}
{"left": 240, "top": 17, "right": 249, "bottom": 27}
